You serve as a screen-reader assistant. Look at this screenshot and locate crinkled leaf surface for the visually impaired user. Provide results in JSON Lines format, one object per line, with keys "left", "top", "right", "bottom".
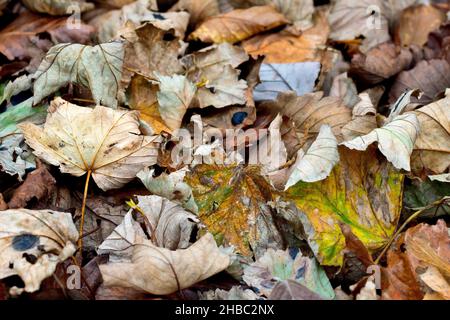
{"left": 22, "top": 0, "right": 94, "bottom": 16}
{"left": 243, "top": 248, "right": 335, "bottom": 299}
{"left": 19, "top": 98, "right": 159, "bottom": 191}
{"left": 285, "top": 147, "right": 403, "bottom": 266}
{"left": 100, "top": 233, "right": 230, "bottom": 295}
{"left": 32, "top": 42, "right": 124, "bottom": 108}
{"left": 0, "top": 209, "right": 78, "bottom": 294}
{"left": 186, "top": 165, "right": 283, "bottom": 258}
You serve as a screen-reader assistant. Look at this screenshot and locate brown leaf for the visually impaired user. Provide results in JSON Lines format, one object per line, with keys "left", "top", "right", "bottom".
{"left": 269, "top": 280, "right": 324, "bottom": 300}
{"left": 22, "top": 0, "right": 94, "bottom": 16}
{"left": 0, "top": 11, "right": 94, "bottom": 70}
{"left": 389, "top": 59, "right": 450, "bottom": 104}
{"left": 8, "top": 162, "right": 56, "bottom": 209}
{"left": 170, "top": 0, "right": 220, "bottom": 27}
{"left": 394, "top": 4, "right": 446, "bottom": 47}
{"left": 350, "top": 42, "right": 413, "bottom": 85}
{"left": 189, "top": 5, "right": 288, "bottom": 44}
{"left": 242, "top": 8, "right": 330, "bottom": 63}
{"left": 0, "top": 193, "right": 7, "bottom": 211}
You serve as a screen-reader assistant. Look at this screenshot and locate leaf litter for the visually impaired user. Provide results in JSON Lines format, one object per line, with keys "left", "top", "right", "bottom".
{"left": 0, "top": 0, "right": 449, "bottom": 301}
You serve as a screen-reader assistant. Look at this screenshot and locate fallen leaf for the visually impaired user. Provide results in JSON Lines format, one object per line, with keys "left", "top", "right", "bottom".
{"left": 189, "top": 5, "right": 288, "bottom": 44}
{"left": 32, "top": 41, "right": 124, "bottom": 108}
{"left": 389, "top": 59, "right": 450, "bottom": 105}
{"left": 156, "top": 74, "right": 196, "bottom": 131}
{"left": 409, "top": 90, "right": 450, "bottom": 176}
{"left": 243, "top": 248, "right": 335, "bottom": 299}
{"left": 285, "top": 125, "right": 339, "bottom": 190}
{"left": 8, "top": 162, "right": 56, "bottom": 209}
{"left": 350, "top": 42, "right": 413, "bottom": 86}
{"left": 285, "top": 147, "right": 403, "bottom": 266}
{"left": 137, "top": 167, "right": 198, "bottom": 213}
{"left": 19, "top": 98, "right": 159, "bottom": 191}
{"left": 268, "top": 280, "right": 324, "bottom": 300}
{"left": 329, "top": 72, "right": 360, "bottom": 108}
{"left": 0, "top": 209, "right": 78, "bottom": 294}
{"left": 170, "top": 0, "right": 220, "bottom": 27}
{"left": 0, "top": 10, "right": 95, "bottom": 70}
{"left": 185, "top": 165, "right": 283, "bottom": 257}
{"left": 99, "top": 233, "right": 230, "bottom": 295}
{"left": 342, "top": 113, "right": 420, "bottom": 171}
{"left": 199, "top": 286, "right": 259, "bottom": 300}
{"left": 242, "top": 8, "right": 330, "bottom": 63}
{"left": 22, "top": 0, "right": 94, "bottom": 16}
{"left": 254, "top": 62, "right": 321, "bottom": 101}
{"left": 394, "top": 4, "right": 446, "bottom": 47}
{"left": 183, "top": 43, "right": 249, "bottom": 108}
{"left": 404, "top": 178, "right": 450, "bottom": 217}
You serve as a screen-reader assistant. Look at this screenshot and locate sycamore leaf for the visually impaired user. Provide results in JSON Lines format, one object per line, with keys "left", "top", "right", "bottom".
{"left": 342, "top": 114, "right": 420, "bottom": 171}
{"left": 137, "top": 167, "right": 198, "bottom": 213}
{"left": 243, "top": 248, "right": 335, "bottom": 299}
{"left": 19, "top": 98, "right": 159, "bottom": 191}
{"left": 285, "top": 147, "right": 403, "bottom": 266}
{"left": 285, "top": 125, "right": 339, "bottom": 190}
{"left": 0, "top": 209, "right": 78, "bottom": 294}
{"left": 22, "top": 0, "right": 94, "bottom": 16}
{"left": 254, "top": 62, "right": 321, "bottom": 101}
{"left": 99, "top": 233, "right": 230, "bottom": 295}
{"left": 189, "top": 5, "right": 288, "bottom": 44}
{"left": 410, "top": 91, "right": 450, "bottom": 176}
{"left": 156, "top": 74, "right": 196, "bottom": 131}
{"left": 185, "top": 165, "right": 283, "bottom": 258}
{"left": 32, "top": 42, "right": 124, "bottom": 108}
{"left": 183, "top": 43, "right": 249, "bottom": 108}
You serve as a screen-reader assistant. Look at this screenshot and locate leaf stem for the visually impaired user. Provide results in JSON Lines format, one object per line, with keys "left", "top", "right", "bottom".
{"left": 78, "top": 170, "right": 92, "bottom": 252}
{"left": 374, "top": 196, "right": 449, "bottom": 264}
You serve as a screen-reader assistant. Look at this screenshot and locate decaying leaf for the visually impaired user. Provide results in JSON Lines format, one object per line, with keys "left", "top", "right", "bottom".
{"left": 100, "top": 233, "right": 230, "bottom": 295}
{"left": 342, "top": 113, "right": 420, "bottom": 171}
{"left": 170, "top": 0, "right": 220, "bottom": 27}
{"left": 199, "top": 286, "right": 259, "bottom": 300}
{"left": 0, "top": 209, "right": 78, "bottom": 294}
{"left": 269, "top": 280, "right": 324, "bottom": 300}
{"left": 137, "top": 167, "right": 198, "bottom": 213}
{"left": 285, "top": 147, "right": 403, "bottom": 266}
{"left": 183, "top": 43, "right": 249, "bottom": 108}
{"left": 31, "top": 42, "right": 124, "bottom": 108}
{"left": 189, "top": 5, "right": 288, "bottom": 44}
{"left": 186, "top": 165, "right": 283, "bottom": 258}
{"left": 243, "top": 248, "right": 335, "bottom": 299}
{"left": 19, "top": 98, "right": 159, "bottom": 191}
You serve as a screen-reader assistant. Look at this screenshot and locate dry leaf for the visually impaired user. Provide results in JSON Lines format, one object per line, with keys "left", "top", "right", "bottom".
{"left": 100, "top": 233, "right": 230, "bottom": 295}
{"left": 19, "top": 98, "right": 159, "bottom": 191}
{"left": 394, "top": 4, "right": 446, "bottom": 47}
{"left": 242, "top": 8, "right": 330, "bottom": 63}
{"left": 170, "top": 0, "right": 220, "bottom": 27}
{"left": 22, "top": 0, "right": 94, "bottom": 16}
{"left": 0, "top": 209, "right": 78, "bottom": 294}
{"left": 183, "top": 43, "right": 249, "bottom": 108}
{"left": 390, "top": 59, "right": 450, "bottom": 105}
{"left": 156, "top": 74, "right": 196, "bottom": 131}
{"left": 8, "top": 162, "right": 56, "bottom": 209}
{"left": 410, "top": 90, "right": 450, "bottom": 176}
{"left": 32, "top": 42, "right": 124, "bottom": 108}
{"left": 189, "top": 5, "right": 288, "bottom": 44}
